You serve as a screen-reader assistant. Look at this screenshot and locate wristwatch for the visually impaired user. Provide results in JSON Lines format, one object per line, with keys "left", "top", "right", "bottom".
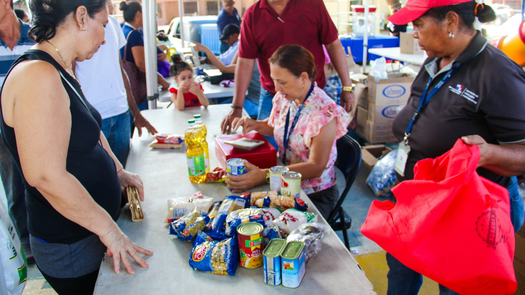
{"left": 342, "top": 86, "right": 353, "bottom": 92}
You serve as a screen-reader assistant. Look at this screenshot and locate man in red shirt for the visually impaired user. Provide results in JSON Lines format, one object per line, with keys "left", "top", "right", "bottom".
{"left": 221, "top": 0, "right": 354, "bottom": 133}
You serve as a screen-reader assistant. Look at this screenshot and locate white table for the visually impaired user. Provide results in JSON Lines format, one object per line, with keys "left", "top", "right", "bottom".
{"left": 368, "top": 47, "right": 428, "bottom": 66}
{"left": 159, "top": 76, "right": 235, "bottom": 103}
{"left": 94, "top": 105, "right": 376, "bottom": 295}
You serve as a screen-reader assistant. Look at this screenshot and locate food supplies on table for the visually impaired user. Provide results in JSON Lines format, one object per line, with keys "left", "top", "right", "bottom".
{"left": 366, "top": 149, "right": 398, "bottom": 198}
{"left": 149, "top": 133, "right": 184, "bottom": 149}
{"left": 273, "top": 209, "right": 317, "bottom": 234}
{"left": 170, "top": 209, "right": 210, "bottom": 242}
{"left": 204, "top": 167, "right": 227, "bottom": 183}
{"left": 189, "top": 231, "right": 238, "bottom": 276}
{"left": 209, "top": 196, "right": 248, "bottom": 240}
{"left": 225, "top": 208, "right": 266, "bottom": 237}
{"left": 242, "top": 191, "right": 278, "bottom": 206}
{"left": 166, "top": 192, "right": 214, "bottom": 223}
{"left": 281, "top": 241, "right": 307, "bottom": 288}
{"left": 242, "top": 191, "right": 309, "bottom": 211}
{"left": 286, "top": 223, "right": 328, "bottom": 263}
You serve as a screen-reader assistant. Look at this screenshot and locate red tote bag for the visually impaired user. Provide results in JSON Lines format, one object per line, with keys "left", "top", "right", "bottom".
{"left": 361, "top": 139, "right": 517, "bottom": 295}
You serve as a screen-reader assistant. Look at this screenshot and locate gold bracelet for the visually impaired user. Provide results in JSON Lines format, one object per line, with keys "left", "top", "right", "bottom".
{"left": 342, "top": 86, "right": 353, "bottom": 92}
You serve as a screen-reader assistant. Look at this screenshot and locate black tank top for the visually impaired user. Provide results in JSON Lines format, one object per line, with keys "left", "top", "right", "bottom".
{"left": 0, "top": 50, "right": 121, "bottom": 244}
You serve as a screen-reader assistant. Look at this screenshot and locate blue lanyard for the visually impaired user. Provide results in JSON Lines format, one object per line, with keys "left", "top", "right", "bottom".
{"left": 282, "top": 84, "right": 314, "bottom": 164}
{"left": 404, "top": 62, "right": 461, "bottom": 145}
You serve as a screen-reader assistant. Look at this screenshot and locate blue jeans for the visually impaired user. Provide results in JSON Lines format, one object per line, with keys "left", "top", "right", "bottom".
{"left": 102, "top": 110, "right": 131, "bottom": 167}
{"left": 258, "top": 87, "right": 277, "bottom": 148}
{"left": 386, "top": 176, "right": 525, "bottom": 294}
{"left": 0, "top": 140, "right": 29, "bottom": 245}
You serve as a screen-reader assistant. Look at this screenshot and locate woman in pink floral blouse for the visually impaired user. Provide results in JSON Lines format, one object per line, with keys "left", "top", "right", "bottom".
{"left": 228, "top": 44, "right": 350, "bottom": 219}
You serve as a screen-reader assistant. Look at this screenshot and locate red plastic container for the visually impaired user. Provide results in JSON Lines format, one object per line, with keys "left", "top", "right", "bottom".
{"left": 215, "top": 132, "right": 277, "bottom": 169}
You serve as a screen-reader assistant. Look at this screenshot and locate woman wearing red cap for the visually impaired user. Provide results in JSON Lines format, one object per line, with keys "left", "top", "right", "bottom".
{"left": 388, "top": 0, "right": 525, "bottom": 294}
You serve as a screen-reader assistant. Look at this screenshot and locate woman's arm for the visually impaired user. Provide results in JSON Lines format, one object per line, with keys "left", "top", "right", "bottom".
{"left": 463, "top": 135, "right": 525, "bottom": 176}
{"left": 175, "top": 89, "right": 185, "bottom": 111}
{"left": 189, "top": 83, "right": 209, "bottom": 108}
{"left": 6, "top": 61, "right": 151, "bottom": 274}
{"left": 192, "top": 42, "right": 236, "bottom": 73}
{"left": 226, "top": 119, "right": 336, "bottom": 192}
{"left": 130, "top": 45, "right": 146, "bottom": 72}
{"left": 232, "top": 117, "right": 274, "bottom": 137}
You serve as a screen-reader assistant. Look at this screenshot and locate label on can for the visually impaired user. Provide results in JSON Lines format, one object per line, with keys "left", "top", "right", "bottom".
{"left": 280, "top": 171, "right": 302, "bottom": 198}
{"left": 227, "top": 158, "right": 247, "bottom": 176}
{"left": 237, "top": 223, "right": 264, "bottom": 268}
{"left": 281, "top": 241, "right": 306, "bottom": 288}
{"left": 269, "top": 166, "right": 289, "bottom": 192}
{"left": 187, "top": 155, "right": 205, "bottom": 176}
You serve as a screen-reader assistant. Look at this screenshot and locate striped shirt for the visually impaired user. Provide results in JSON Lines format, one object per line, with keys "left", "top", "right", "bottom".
{"left": 0, "top": 20, "right": 34, "bottom": 84}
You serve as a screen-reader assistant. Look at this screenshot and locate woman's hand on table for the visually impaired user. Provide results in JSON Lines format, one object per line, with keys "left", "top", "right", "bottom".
{"left": 221, "top": 108, "right": 243, "bottom": 134}
{"left": 100, "top": 224, "right": 153, "bottom": 274}
{"left": 231, "top": 117, "right": 258, "bottom": 135}
{"left": 226, "top": 160, "right": 266, "bottom": 192}
{"left": 118, "top": 170, "right": 145, "bottom": 201}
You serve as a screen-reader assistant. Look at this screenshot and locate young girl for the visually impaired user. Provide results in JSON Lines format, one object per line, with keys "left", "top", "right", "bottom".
{"left": 169, "top": 54, "right": 209, "bottom": 111}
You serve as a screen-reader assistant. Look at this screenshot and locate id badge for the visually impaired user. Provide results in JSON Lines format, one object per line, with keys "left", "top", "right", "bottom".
{"left": 394, "top": 141, "right": 411, "bottom": 177}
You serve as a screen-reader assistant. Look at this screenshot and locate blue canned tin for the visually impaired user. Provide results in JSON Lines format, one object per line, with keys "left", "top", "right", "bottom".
{"left": 263, "top": 238, "right": 286, "bottom": 285}
{"left": 226, "top": 158, "right": 247, "bottom": 176}
{"left": 281, "top": 241, "right": 306, "bottom": 288}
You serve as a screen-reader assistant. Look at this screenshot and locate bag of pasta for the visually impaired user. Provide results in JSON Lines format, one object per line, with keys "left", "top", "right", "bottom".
{"left": 170, "top": 209, "right": 210, "bottom": 242}
{"left": 189, "top": 232, "right": 238, "bottom": 276}
{"left": 209, "top": 196, "right": 248, "bottom": 240}
{"left": 225, "top": 208, "right": 266, "bottom": 236}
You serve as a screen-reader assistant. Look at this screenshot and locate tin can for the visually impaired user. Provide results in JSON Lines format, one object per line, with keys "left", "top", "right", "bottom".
{"left": 281, "top": 241, "right": 306, "bottom": 288}
{"left": 237, "top": 222, "right": 264, "bottom": 268}
{"left": 269, "top": 166, "right": 289, "bottom": 192}
{"left": 226, "top": 158, "right": 247, "bottom": 176}
{"left": 280, "top": 171, "right": 302, "bottom": 198}
{"left": 263, "top": 238, "right": 286, "bottom": 285}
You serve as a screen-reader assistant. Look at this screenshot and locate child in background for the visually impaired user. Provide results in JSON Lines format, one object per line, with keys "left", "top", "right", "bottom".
{"left": 169, "top": 54, "right": 209, "bottom": 111}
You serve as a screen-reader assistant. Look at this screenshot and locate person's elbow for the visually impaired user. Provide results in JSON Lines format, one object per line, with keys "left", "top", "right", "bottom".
{"left": 24, "top": 167, "right": 61, "bottom": 193}
{"left": 201, "top": 99, "right": 209, "bottom": 108}
{"left": 135, "top": 61, "right": 146, "bottom": 72}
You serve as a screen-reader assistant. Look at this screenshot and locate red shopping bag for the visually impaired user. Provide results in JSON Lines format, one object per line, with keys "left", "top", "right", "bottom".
{"left": 361, "top": 139, "right": 517, "bottom": 295}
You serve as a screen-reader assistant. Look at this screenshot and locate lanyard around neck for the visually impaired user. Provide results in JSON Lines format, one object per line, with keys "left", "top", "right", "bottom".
{"left": 404, "top": 62, "right": 461, "bottom": 145}
{"left": 282, "top": 83, "right": 314, "bottom": 164}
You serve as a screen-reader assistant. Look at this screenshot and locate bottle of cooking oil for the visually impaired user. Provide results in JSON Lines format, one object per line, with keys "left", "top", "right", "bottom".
{"left": 185, "top": 119, "right": 206, "bottom": 183}
{"left": 193, "top": 114, "right": 210, "bottom": 173}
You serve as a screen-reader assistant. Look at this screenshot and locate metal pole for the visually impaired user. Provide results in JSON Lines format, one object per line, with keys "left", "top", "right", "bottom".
{"left": 362, "top": 0, "right": 369, "bottom": 74}
{"left": 179, "top": 0, "right": 185, "bottom": 46}
{"left": 143, "top": 0, "right": 158, "bottom": 110}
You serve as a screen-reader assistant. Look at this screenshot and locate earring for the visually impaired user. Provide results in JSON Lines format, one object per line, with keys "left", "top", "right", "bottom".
{"left": 302, "top": 84, "right": 305, "bottom": 89}
{"left": 82, "top": 27, "right": 86, "bottom": 31}
{"left": 449, "top": 31, "right": 454, "bottom": 39}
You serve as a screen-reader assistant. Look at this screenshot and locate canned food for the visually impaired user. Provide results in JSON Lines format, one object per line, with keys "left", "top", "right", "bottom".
{"left": 263, "top": 238, "right": 286, "bottom": 285}
{"left": 281, "top": 241, "right": 306, "bottom": 288}
{"left": 269, "top": 166, "right": 289, "bottom": 192}
{"left": 227, "top": 158, "right": 247, "bottom": 176}
{"left": 237, "top": 222, "right": 264, "bottom": 268}
{"left": 280, "top": 171, "right": 302, "bottom": 198}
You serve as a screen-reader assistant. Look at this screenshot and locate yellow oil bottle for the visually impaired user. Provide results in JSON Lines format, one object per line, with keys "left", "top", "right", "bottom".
{"left": 185, "top": 119, "right": 206, "bottom": 183}
{"left": 193, "top": 114, "right": 210, "bottom": 173}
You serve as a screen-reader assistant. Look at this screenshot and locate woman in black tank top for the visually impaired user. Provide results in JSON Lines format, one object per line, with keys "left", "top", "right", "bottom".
{"left": 0, "top": 1, "right": 152, "bottom": 293}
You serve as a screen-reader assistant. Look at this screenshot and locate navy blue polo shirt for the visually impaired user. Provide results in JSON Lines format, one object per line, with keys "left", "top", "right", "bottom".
{"left": 217, "top": 7, "right": 241, "bottom": 35}
{"left": 0, "top": 20, "right": 34, "bottom": 83}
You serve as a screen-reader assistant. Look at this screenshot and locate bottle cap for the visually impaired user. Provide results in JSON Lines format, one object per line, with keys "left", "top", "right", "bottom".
{"left": 194, "top": 114, "right": 201, "bottom": 119}
{"left": 188, "top": 119, "right": 195, "bottom": 125}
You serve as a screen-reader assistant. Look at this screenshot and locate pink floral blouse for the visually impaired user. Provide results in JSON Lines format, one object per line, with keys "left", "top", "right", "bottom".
{"left": 268, "top": 85, "right": 350, "bottom": 194}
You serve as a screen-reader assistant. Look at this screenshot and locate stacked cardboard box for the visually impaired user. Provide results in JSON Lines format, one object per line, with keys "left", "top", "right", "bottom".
{"left": 355, "top": 73, "right": 415, "bottom": 143}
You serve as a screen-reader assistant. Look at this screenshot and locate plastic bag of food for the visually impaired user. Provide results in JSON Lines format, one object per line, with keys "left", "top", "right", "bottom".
{"left": 254, "top": 196, "right": 309, "bottom": 211}
{"left": 366, "top": 149, "right": 398, "bottom": 198}
{"left": 240, "top": 191, "right": 277, "bottom": 206}
{"left": 205, "top": 167, "right": 227, "bottom": 183}
{"left": 149, "top": 133, "right": 184, "bottom": 149}
{"left": 262, "top": 208, "right": 281, "bottom": 227}
{"left": 166, "top": 192, "right": 214, "bottom": 223}
{"left": 170, "top": 209, "right": 210, "bottom": 242}
{"left": 287, "top": 222, "right": 328, "bottom": 263}
{"left": 263, "top": 225, "right": 283, "bottom": 246}
{"left": 0, "top": 199, "right": 26, "bottom": 295}
{"left": 209, "top": 196, "right": 248, "bottom": 240}
{"left": 272, "top": 209, "right": 317, "bottom": 235}
{"left": 189, "top": 231, "right": 238, "bottom": 276}
{"left": 225, "top": 208, "right": 266, "bottom": 237}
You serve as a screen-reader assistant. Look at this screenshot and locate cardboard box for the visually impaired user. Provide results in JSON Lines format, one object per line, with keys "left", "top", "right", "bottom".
{"left": 350, "top": 73, "right": 368, "bottom": 84}
{"left": 365, "top": 120, "right": 398, "bottom": 144}
{"left": 515, "top": 231, "right": 525, "bottom": 294}
{"left": 361, "top": 145, "right": 393, "bottom": 170}
{"left": 367, "top": 102, "right": 406, "bottom": 125}
{"left": 356, "top": 106, "right": 368, "bottom": 136}
{"left": 367, "top": 73, "right": 414, "bottom": 105}
{"left": 355, "top": 83, "right": 368, "bottom": 109}
{"left": 399, "top": 32, "right": 424, "bottom": 54}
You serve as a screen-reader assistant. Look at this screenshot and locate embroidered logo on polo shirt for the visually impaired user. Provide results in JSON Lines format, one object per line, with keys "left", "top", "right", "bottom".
{"left": 449, "top": 84, "right": 479, "bottom": 104}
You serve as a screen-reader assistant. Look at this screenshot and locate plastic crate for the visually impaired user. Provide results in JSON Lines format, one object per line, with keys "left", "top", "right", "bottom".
{"left": 200, "top": 24, "right": 221, "bottom": 55}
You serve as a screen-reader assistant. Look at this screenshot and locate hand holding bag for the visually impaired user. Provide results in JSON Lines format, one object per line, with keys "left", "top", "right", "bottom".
{"left": 122, "top": 30, "right": 147, "bottom": 105}
{"left": 361, "top": 139, "right": 517, "bottom": 295}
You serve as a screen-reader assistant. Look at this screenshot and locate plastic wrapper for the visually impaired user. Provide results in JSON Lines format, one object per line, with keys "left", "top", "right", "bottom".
{"left": 242, "top": 191, "right": 277, "bottom": 206}
{"left": 0, "top": 200, "right": 26, "bottom": 294}
{"left": 272, "top": 209, "right": 317, "bottom": 235}
{"left": 286, "top": 222, "right": 328, "bottom": 263}
{"left": 254, "top": 195, "right": 309, "bottom": 212}
{"left": 205, "top": 167, "right": 227, "bottom": 183}
{"left": 170, "top": 209, "right": 210, "bottom": 242}
{"left": 166, "top": 192, "right": 214, "bottom": 223}
{"left": 262, "top": 208, "right": 281, "bottom": 227}
{"left": 207, "top": 201, "right": 222, "bottom": 220}
{"left": 263, "top": 225, "right": 283, "bottom": 246}
{"left": 149, "top": 133, "right": 184, "bottom": 149}
{"left": 209, "top": 196, "right": 248, "bottom": 240}
{"left": 189, "top": 231, "right": 238, "bottom": 276}
{"left": 225, "top": 208, "right": 266, "bottom": 236}
{"left": 369, "top": 57, "right": 388, "bottom": 82}
{"left": 366, "top": 149, "right": 398, "bottom": 198}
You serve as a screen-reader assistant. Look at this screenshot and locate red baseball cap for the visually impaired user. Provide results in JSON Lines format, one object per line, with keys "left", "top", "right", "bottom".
{"left": 388, "top": 0, "right": 473, "bottom": 25}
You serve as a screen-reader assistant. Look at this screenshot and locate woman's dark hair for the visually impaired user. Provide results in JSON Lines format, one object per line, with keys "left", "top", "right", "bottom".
{"left": 423, "top": 1, "right": 495, "bottom": 30}
{"left": 14, "top": 9, "right": 26, "bottom": 20}
{"left": 169, "top": 54, "right": 193, "bottom": 77}
{"left": 268, "top": 44, "right": 316, "bottom": 80}
{"left": 119, "top": 1, "right": 141, "bottom": 23}
{"left": 29, "top": 0, "right": 107, "bottom": 43}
